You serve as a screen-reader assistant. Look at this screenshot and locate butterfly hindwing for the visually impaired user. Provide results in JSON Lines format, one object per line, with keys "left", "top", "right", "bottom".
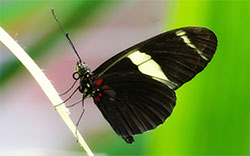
{"left": 91, "top": 27, "right": 217, "bottom": 143}
{"left": 93, "top": 72, "right": 176, "bottom": 143}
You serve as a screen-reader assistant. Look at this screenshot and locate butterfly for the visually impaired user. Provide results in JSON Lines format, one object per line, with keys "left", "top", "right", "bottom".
{"left": 52, "top": 9, "right": 217, "bottom": 144}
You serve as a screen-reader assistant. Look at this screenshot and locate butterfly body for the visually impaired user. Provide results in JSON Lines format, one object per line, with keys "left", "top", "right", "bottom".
{"left": 73, "top": 27, "right": 217, "bottom": 144}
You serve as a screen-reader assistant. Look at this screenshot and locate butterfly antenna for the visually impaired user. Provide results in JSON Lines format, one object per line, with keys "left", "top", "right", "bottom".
{"left": 51, "top": 8, "right": 82, "bottom": 62}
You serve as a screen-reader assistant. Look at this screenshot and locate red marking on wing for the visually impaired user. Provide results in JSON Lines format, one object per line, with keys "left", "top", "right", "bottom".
{"left": 96, "top": 80, "right": 103, "bottom": 86}
{"left": 102, "top": 85, "right": 109, "bottom": 89}
{"left": 98, "top": 93, "right": 102, "bottom": 97}
{"left": 83, "top": 78, "right": 87, "bottom": 81}
{"left": 101, "top": 85, "right": 110, "bottom": 94}
{"left": 94, "top": 96, "right": 100, "bottom": 102}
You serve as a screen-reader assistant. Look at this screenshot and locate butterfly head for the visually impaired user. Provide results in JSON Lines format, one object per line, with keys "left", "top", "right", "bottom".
{"left": 76, "top": 61, "right": 90, "bottom": 77}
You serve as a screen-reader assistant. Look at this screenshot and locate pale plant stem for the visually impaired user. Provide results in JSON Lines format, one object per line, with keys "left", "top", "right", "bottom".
{"left": 0, "top": 26, "right": 94, "bottom": 156}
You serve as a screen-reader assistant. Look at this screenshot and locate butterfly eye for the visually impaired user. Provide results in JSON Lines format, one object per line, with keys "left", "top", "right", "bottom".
{"left": 73, "top": 72, "right": 80, "bottom": 80}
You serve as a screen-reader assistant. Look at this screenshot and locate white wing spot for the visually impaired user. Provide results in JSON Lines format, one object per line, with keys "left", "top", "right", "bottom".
{"left": 176, "top": 30, "right": 209, "bottom": 61}
{"left": 127, "top": 51, "right": 178, "bottom": 89}
{"left": 127, "top": 51, "right": 151, "bottom": 65}
{"left": 176, "top": 30, "right": 186, "bottom": 36}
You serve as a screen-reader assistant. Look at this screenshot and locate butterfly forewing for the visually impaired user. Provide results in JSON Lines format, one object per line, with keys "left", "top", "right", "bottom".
{"left": 94, "top": 27, "right": 217, "bottom": 89}
{"left": 91, "top": 27, "right": 217, "bottom": 143}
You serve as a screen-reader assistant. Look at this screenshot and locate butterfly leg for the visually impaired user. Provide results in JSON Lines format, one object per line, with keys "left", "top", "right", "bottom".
{"left": 75, "top": 96, "right": 85, "bottom": 142}
{"left": 54, "top": 86, "right": 80, "bottom": 108}
{"left": 59, "top": 79, "right": 79, "bottom": 96}
{"left": 66, "top": 99, "right": 82, "bottom": 108}
{"left": 76, "top": 98, "right": 85, "bottom": 127}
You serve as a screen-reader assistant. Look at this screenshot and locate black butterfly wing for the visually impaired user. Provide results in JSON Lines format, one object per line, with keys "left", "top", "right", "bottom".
{"left": 94, "top": 27, "right": 217, "bottom": 90}
{"left": 93, "top": 72, "right": 176, "bottom": 143}
{"left": 91, "top": 27, "right": 217, "bottom": 143}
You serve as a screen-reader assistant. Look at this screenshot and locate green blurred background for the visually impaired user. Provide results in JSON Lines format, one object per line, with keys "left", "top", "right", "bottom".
{"left": 0, "top": 0, "right": 249, "bottom": 155}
